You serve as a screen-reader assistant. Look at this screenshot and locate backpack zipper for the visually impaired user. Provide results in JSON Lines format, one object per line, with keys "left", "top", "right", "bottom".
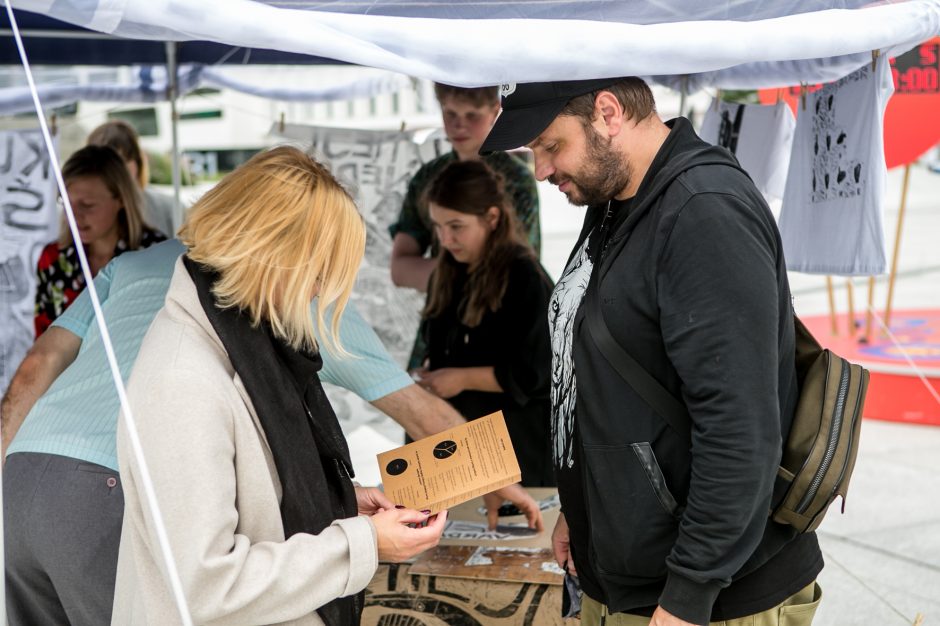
{"left": 795, "top": 362, "right": 851, "bottom": 514}
{"left": 824, "top": 372, "right": 864, "bottom": 513}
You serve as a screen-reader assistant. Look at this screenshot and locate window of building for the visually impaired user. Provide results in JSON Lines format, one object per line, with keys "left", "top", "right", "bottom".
{"left": 186, "top": 87, "right": 222, "bottom": 98}
{"left": 179, "top": 110, "right": 223, "bottom": 121}
{"left": 108, "top": 108, "right": 159, "bottom": 136}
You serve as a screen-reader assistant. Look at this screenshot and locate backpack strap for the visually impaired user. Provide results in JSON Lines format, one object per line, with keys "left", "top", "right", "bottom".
{"left": 585, "top": 262, "right": 692, "bottom": 442}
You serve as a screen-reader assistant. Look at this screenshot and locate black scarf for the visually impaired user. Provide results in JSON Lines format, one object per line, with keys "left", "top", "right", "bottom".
{"left": 184, "top": 256, "right": 361, "bottom": 626}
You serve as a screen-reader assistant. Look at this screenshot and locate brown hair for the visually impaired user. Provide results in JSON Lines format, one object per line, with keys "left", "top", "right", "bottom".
{"left": 179, "top": 146, "right": 365, "bottom": 354}
{"left": 433, "top": 83, "right": 499, "bottom": 109}
{"left": 422, "top": 160, "right": 534, "bottom": 328}
{"left": 560, "top": 77, "right": 656, "bottom": 128}
{"left": 87, "top": 120, "right": 148, "bottom": 188}
{"left": 58, "top": 144, "right": 146, "bottom": 249}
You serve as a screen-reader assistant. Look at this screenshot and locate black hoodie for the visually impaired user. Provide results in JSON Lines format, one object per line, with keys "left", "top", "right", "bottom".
{"left": 557, "top": 118, "right": 822, "bottom": 623}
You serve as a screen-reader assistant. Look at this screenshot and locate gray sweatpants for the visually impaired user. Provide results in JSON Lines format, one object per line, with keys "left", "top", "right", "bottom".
{"left": 4, "top": 452, "right": 124, "bottom": 626}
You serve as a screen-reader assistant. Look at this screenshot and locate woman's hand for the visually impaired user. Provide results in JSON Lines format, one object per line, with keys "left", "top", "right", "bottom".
{"left": 355, "top": 486, "right": 395, "bottom": 516}
{"left": 371, "top": 508, "right": 449, "bottom": 562}
{"left": 414, "top": 368, "right": 466, "bottom": 399}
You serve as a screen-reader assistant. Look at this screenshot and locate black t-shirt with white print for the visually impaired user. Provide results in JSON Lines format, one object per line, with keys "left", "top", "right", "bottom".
{"left": 550, "top": 197, "right": 633, "bottom": 606}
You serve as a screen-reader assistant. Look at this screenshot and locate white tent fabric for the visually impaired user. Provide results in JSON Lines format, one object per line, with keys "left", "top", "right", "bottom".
{"left": 0, "top": 66, "right": 199, "bottom": 114}
{"left": 0, "top": 64, "right": 411, "bottom": 115}
{"left": 200, "top": 65, "right": 410, "bottom": 102}
{"left": 11, "top": 0, "right": 940, "bottom": 88}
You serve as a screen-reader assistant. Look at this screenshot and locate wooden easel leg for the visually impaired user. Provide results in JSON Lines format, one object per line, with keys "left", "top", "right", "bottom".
{"left": 826, "top": 276, "right": 838, "bottom": 335}
{"left": 862, "top": 276, "right": 875, "bottom": 343}
{"left": 846, "top": 279, "right": 856, "bottom": 336}
{"left": 884, "top": 163, "right": 912, "bottom": 332}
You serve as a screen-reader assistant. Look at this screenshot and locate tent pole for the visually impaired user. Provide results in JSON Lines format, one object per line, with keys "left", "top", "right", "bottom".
{"left": 884, "top": 163, "right": 912, "bottom": 331}
{"left": 166, "top": 41, "right": 182, "bottom": 229}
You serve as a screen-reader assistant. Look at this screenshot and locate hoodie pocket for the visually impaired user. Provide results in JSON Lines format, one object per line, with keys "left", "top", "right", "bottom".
{"left": 582, "top": 442, "right": 681, "bottom": 581}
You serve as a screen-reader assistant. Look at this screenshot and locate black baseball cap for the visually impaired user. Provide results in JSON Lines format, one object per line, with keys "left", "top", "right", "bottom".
{"left": 479, "top": 78, "right": 618, "bottom": 154}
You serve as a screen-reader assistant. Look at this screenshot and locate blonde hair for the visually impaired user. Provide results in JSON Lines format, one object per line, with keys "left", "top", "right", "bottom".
{"left": 58, "top": 144, "right": 146, "bottom": 249}
{"left": 87, "top": 120, "right": 149, "bottom": 188}
{"left": 179, "top": 146, "right": 365, "bottom": 354}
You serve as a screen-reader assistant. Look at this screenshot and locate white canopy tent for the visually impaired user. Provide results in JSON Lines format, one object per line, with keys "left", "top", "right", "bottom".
{"left": 10, "top": 0, "right": 940, "bottom": 88}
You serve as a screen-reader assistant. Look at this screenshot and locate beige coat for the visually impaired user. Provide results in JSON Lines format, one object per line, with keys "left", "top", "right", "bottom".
{"left": 113, "top": 259, "right": 377, "bottom": 625}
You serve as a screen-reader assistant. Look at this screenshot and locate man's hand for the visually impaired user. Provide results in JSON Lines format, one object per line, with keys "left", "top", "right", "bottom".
{"left": 390, "top": 233, "right": 436, "bottom": 292}
{"left": 414, "top": 367, "right": 466, "bottom": 399}
{"left": 370, "top": 383, "right": 466, "bottom": 441}
{"left": 355, "top": 486, "right": 396, "bottom": 516}
{"left": 484, "top": 483, "right": 544, "bottom": 531}
{"left": 551, "top": 512, "right": 577, "bottom": 576}
{"left": 649, "top": 606, "right": 699, "bottom": 626}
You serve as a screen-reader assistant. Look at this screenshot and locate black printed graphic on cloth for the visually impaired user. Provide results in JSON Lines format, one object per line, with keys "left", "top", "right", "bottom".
{"left": 717, "top": 104, "right": 745, "bottom": 154}
{"left": 811, "top": 66, "right": 869, "bottom": 203}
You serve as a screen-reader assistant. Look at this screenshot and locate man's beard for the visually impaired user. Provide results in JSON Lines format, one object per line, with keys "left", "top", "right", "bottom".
{"left": 554, "top": 125, "right": 632, "bottom": 207}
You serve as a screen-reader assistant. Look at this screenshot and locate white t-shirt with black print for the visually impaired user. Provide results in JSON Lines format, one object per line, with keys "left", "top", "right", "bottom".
{"left": 779, "top": 60, "right": 894, "bottom": 276}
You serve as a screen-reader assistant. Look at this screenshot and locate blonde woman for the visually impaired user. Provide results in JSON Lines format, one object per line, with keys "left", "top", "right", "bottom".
{"left": 34, "top": 144, "right": 165, "bottom": 336}
{"left": 113, "top": 147, "right": 446, "bottom": 626}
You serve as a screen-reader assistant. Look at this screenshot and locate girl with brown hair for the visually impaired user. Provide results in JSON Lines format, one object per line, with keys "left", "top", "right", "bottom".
{"left": 416, "top": 159, "right": 555, "bottom": 487}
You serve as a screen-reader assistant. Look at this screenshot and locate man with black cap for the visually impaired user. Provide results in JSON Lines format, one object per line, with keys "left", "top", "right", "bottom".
{"left": 481, "top": 78, "right": 823, "bottom": 625}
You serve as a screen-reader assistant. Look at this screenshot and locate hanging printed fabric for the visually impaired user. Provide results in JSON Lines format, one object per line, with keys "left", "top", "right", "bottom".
{"left": 699, "top": 99, "right": 796, "bottom": 201}
{"left": 0, "top": 129, "right": 59, "bottom": 396}
{"left": 778, "top": 60, "right": 894, "bottom": 276}
{"left": 270, "top": 122, "right": 446, "bottom": 429}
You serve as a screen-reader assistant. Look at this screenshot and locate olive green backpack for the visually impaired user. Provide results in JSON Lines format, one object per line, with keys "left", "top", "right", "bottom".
{"left": 586, "top": 282, "right": 869, "bottom": 533}
{"left": 773, "top": 316, "right": 868, "bottom": 531}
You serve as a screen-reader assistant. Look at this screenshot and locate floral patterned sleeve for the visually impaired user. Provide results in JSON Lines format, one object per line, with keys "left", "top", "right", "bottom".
{"left": 33, "top": 228, "right": 165, "bottom": 338}
{"left": 34, "top": 242, "right": 62, "bottom": 337}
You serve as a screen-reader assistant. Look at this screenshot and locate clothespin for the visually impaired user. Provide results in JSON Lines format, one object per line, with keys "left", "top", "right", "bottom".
{"left": 800, "top": 83, "right": 808, "bottom": 111}
{"left": 713, "top": 88, "right": 721, "bottom": 110}
{"left": 278, "top": 112, "right": 285, "bottom": 134}
{"left": 871, "top": 49, "right": 880, "bottom": 71}
{"left": 50, "top": 113, "right": 57, "bottom": 136}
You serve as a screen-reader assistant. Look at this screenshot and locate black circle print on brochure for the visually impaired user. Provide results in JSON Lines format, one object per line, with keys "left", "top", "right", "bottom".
{"left": 385, "top": 458, "right": 408, "bottom": 476}
{"left": 433, "top": 440, "right": 458, "bottom": 459}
